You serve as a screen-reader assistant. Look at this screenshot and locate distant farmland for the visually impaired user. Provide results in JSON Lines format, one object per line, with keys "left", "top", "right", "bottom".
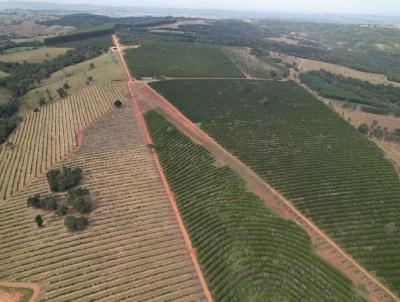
{"left": 150, "top": 79, "right": 400, "bottom": 293}
{"left": 0, "top": 47, "right": 70, "bottom": 63}
{"left": 123, "top": 33, "right": 244, "bottom": 79}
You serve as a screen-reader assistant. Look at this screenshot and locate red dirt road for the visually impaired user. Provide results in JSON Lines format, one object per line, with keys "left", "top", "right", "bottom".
{"left": 130, "top": 74, "right": 399, "bottom": 302}
{"left": 113, "top": 34, "right": 213, "bottom": 302}
{"left": 0, "top": 282, "right": 40, "bottom": 302}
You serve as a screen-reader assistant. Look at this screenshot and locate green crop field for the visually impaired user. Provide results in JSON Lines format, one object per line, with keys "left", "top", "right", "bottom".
{"left": 150, "top": 79, "right": 400, "bottom": 294}
{"left": 145, "top": 111, "right": 366, "bottom": 302}
{"left": 124, "top": 37, "right": 244, "bottom": 79}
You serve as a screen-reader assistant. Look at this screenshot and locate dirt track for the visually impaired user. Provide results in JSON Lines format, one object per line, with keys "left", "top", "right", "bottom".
{"left": 0, "top": 282, "right": 40, "bottom": 302}
{"left": 114, "top": 34, "right": 400, "bottom": 302}
{"left": 113, "top": 34, "right": 213, "bottom": 302}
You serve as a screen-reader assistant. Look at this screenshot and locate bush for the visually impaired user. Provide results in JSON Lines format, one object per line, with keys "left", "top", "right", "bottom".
{"left": 64, "top": 215, "right": 89, "bottom": 231}
{"left": 35, "top": 215, "right": 43, "bottom": 228}
{"left": 71, "top": 196, "right": 92, "bottom": 214}
{"left": 68, "top": 187, "right": 90, "bottom": 199}
{"left": 47, "top": 166, "right": 82, "bottom": 192}
{"left": 114, "top": 100, "right": 123, "bottom": 108}
{"left": 27, "top": 195, "right": 40, "bottom": 208}
{"left": 358, "top": 123, "right": 369, "bottom": 135}
{"left": 39, "top": 196, "right": 58, "bottom": 210}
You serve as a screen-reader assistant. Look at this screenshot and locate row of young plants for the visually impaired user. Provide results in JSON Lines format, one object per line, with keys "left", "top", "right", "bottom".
{"left": 150, "top": 79, "right": 400, "bottom": 294}
{"left": 27, "top": 166, "right": 92, "bottom": 231}
{"left": 145, "top": 110, "right": 367, "bottom": 302}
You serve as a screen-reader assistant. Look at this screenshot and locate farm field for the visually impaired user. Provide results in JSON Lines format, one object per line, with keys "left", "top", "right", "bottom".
{"left": 0, "top": 82, "right": 127, "bottom": 201}
{"left": 145, "top": 110, "right": 367, "bottom": 302}
{"left": 21, "top": 53, "right": 126, "bottom": 112}
{"left": 0, "top": 102, "right": 206, "bottom": 301}
{"left": 123, "top": 36, "right": 244, "bottom": 79}
{"left": 222, "top": 46, "right": 277, "bottom": 79}
{"left": 0, "top": 47, "right": 70, "bottom": 64}
{"left": 150, "top": 79, "right": 400, "bottom": 294}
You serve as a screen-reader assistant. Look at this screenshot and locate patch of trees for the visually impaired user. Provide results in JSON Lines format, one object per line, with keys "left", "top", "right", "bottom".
{"left": 44, "top": 28, "right": 116, "bottom": 46}
{"left": 47, "top": 166, "right": 82, "bottom": 192}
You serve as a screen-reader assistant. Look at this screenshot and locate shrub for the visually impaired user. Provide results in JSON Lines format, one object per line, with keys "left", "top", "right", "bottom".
{"left": 114, "top": 100, "right": 123, "bottom": 108}
{"left": 76, "top": 216, "right": 89, "bottom": 229}
{"left": 358, "top": 123, "right": 369, "bottom": 135}
{"left": 27, "top": 195, "right": 41, "bottom": 208}
{"left": 47, "top": 166, "right": 82, "bottom": 192}
{"left": 35, "top": 215, "right": 43, "bottom": 228}
{"left": 55, "top": 205, "right": 68, "bottom": 216}
{"left": 64, "top": 215, "right": 89, "bottom": 231}
{"left": 71, "top": 196, "right": 92, "bottom": 214}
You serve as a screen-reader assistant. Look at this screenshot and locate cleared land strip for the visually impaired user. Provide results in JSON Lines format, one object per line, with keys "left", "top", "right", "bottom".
{"left": 0, "top": 102, "right": 207, "bottom": 301}
{"left": 131, "top": 80, "right": 400, "bottom": 302}
{"left": 0, "top": 83, "right": 127, "bottom": 201}
{"left": 114, "top": 34, "right": 213, "bottom": 302}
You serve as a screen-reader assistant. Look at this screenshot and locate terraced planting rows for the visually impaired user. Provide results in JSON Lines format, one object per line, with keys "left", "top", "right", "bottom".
{"left": 150, "top": 79, "right": 400, "bottom": 295}
{"left": 222, "top": 46, "right": 277, "bottom": 79}
{"left": 145, "top": 111, "right": 366, "bottom": 302}
{"left": 0, "top": 83, "right": 127, "bottom": 201}
{"left": 0, "top": 103, "right": 206, "bottom": 301}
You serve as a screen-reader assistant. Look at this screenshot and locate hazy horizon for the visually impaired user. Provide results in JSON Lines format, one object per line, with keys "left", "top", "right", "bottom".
{"left": 7, "top": 0, "right": 400, "bottom": 17}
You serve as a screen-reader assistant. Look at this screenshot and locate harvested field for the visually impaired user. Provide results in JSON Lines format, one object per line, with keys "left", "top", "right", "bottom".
{"left": 150, "top": 79, "right": 400, "bottom": 295}
{"left": 0, "top": 102, "right": 206, "bottom": 301}
{"left": 145, "top": 111, "right": 367, "bottom": 301}
{"left": 0, "top": 83, "right": 127, "bottom": 201}
{"left": 0, "top": 47, "right": 70, "bottom": 64}
{"left": 222, "top": 46, "right": 277, "bottom": 79}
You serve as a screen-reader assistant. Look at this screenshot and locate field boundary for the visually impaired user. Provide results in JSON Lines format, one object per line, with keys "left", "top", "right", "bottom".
{"left": 113, "top": 34, "right": 213, "bottom": 302}
{"left": 0, "top": 281, "right": 40, "bottom": 302}
{"left": 133, "top": 79, "right": 400, "bottom": 302}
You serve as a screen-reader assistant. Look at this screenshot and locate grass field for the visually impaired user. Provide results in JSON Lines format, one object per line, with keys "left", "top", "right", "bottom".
{"left": 124, "top": 39, "right": 244, "bottom": 79}
{"left": 0, "top": 286, "right": 33, "bottom": 302}
{"left": 0, "top": 102, "right": 206, "bottom": 301}
{"left": 21, "top": 53, "right": 126, "bottom": 113}
{"left": 150, "top": 79, "right": 400, "bottom": 294}
{"left": 0, "top": 83, "right": 127, "bottom": 200}
{"left": 145, "top": 111, "right": 366, "bottom": 301}
{"left": 0, "top": 47, "right": 70, "bottom": 64}
{"left": 4, "top": 46, "right": 37, "bottom": 54}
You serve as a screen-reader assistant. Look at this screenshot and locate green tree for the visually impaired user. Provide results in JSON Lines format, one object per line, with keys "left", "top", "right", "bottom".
{"left": 64, "top": 216, "right": 77, "bottom": 231}
{"left": 35, "top": 214, "right": 43, "bottom": 228}
{"left": 89, "top": 62, "right": 95, "bottom": 69}
{"left": 358, "top": 123, "right": 369, "bottom": 135}
{"left": 63, "top": 83, "right": 70, "bottom": 90}
{"left": 56, "top": 87, "right": 66, "bottom": 98}
{"left": 114, "top": 100, "right": 123, "bottom": 108}
{"left": 27, "top": 195, "right": 40, "bottom": 208}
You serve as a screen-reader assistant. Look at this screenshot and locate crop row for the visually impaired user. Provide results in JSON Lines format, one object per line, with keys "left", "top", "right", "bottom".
{"left": 150, "top": 79, "right": 400, "bottom": 295}
{"left": 145, "top": 110, "right": 366, "bottom": 302}
{"left": 0, "top": 103, "right": 206, "bottom": 301}
{"left": 0, "top": 83, "right": 127, "bottom": 200}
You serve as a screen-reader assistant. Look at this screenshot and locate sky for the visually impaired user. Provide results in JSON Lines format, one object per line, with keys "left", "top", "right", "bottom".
{"left": 22, "top": 0, "right": 400, "bottom": 16}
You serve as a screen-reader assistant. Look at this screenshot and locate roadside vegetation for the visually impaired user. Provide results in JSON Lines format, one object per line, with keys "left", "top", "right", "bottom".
{"left": 151, "top": 79, "right": 400, "bottom": 293}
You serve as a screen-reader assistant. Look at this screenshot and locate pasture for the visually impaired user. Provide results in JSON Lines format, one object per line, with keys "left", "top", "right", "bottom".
{"left": 0, "top": 47, "right": 70, "bottom": 64}
{"left": 22, "top": 53, "right": 126, "bottom": 112}
{"left": 151, "top": 79, "right": 400, "bottom": 294}
{"left": 0, "top": 102, "right": 206, "bottom": 301}
{"left": 124, "top": 38, "right": 244, "bottom": 79}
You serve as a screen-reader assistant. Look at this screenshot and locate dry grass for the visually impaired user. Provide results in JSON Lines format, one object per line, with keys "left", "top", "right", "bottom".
{"left": 21, "top": 53, "right": 126, "bottom": 114}
{"left": 0, "top": 83, "right": 128, "bottom": 201}
{"left": 0, "top": 47, "right": 70, "bottom": 64}
{"left": 266, "top": 36, "right": 299, "bottom": 45}
{"left": 0, "top": 102, "right": 206, "bottom": 301}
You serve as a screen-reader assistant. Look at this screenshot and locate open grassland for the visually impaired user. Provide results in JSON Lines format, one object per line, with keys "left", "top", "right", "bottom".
{"left": 0, "top": 102, "right": 206, "bottom": 301}
{"left": 0, "top": 286, "right": 33, "bottom": 302}
{"left": 0, "top": 83, "right": 127, "bottom": 201}
{"left": 22, "top": 53, "right": 126, "bottom": 113}
{"left": 0, "top": 47, "right": 70, "bottom": 64}
{"left": 145, "top": 111, "right": 366, "bottom": 302}
{"left": 124, "top": 38, "right": 244, "bottom": 79}
{"left": 222, "top": 46, "right": 277, "bottom": 79}
{"left": 151, "top": 79, "right": 400, "bottom": 295}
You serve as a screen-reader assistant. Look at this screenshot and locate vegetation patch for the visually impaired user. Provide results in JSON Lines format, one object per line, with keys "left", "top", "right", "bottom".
{"left": 0, "top": 47, "right": 70, "bottom": 64}
{"left": 0, "top": 286, "right": 33, "bottom": 302}
{"left": 151, "top": 79, "right": 400, "bottom": 292}
{"left": 145, "top": 111, "right": 365, "bottom": 301}
{"left": 123, "top": 34, "right": 244, "bottom": 78}
{"left": 47, "top": 166, "right": 82, "bottom": 192}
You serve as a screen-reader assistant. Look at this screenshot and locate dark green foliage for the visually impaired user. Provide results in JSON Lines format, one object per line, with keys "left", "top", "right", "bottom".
{"left": 44, "top": 29, "right": 115, "bottom": 46}
{"left": 55, "top": 205, "right": 68, "bottom": 216}
{"left": 150, "top": 79, "right": 400, "bottom": 292}
{"left": 71, "top": 196, "right": 91, "bottom": 214}
{"left": 27, "top": 195, "right": 40, "bottom": 208}
{"left": 47, "top": 167, "right": 82, "bottom": 192}
{"left": 114, "top": 100, "right": 122, "bottom": 108}
{"left": 302, "top": 70, "right": 400, "bottom": 115}
{"left": 123, "top": 34, "right": 244, "bottom": 78}
{"left": 68, "top": 187, "right": 90, "bottom": 199}
{"left": 35, "top": 215, "right": 43, "bottom": 228}
{"left": 56, "top": 87, "right": 66, "bottom": 98}
{"left": 145, "top": 111, "right": 366, "bottom": 302}
{"left": 0, "top": 115, "right": 20, "bottom": 144}
{"left": 39, "top": 196, "right": 58, "bottom": 211}
{"left": 358, "top": 123, "right": 369, "bottom": 135}
{"left": 52, "top": 35, "right": 113, "bottom": 49}
{"left": 64, "top": 215, "right": 88, "bottom": 231}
